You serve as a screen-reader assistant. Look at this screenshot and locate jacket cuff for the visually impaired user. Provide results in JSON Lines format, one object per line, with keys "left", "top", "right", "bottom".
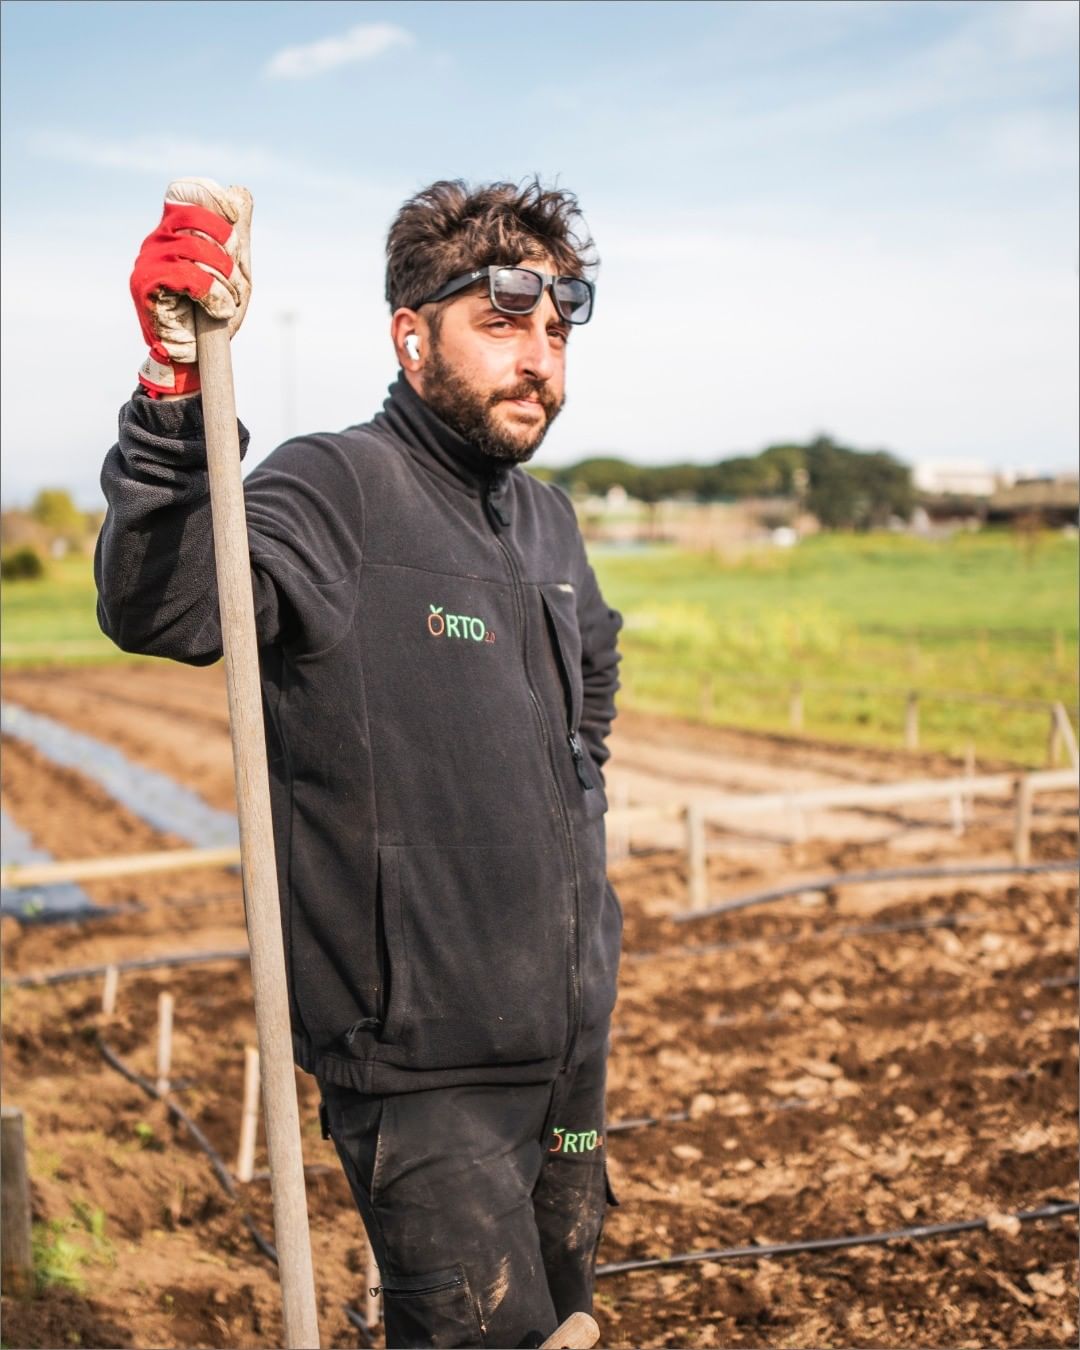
{"left": 126, "top": 390, "right": 250, "bottom": 461}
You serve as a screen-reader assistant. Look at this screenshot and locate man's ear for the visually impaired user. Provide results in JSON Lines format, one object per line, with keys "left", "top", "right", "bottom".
{"left": 391, "top": 308, "right": 426, "bottom": 371}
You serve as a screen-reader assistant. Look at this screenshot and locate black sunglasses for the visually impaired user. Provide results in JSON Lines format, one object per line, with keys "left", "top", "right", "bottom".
{"left": 417, "top": 265, "right": 594, "bottom": 325}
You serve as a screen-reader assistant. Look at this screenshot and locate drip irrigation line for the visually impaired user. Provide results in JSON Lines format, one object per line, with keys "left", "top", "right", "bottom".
{"left": 609, "top": 1110, "right": 689, "bottom": 1134}
{"left": 677, "top": 860, "right": 1079, "bottom": 923}
{"left": 97, "top": 1029, "right": 379, "bottom": 1344}
{"left": 97, "top": 1034, "right": 239, "bottom": 1199}
{"left": 1041, "top": 972, "right": 1080, "bottom": 990}
{"left": 96, "top": 1032, "right": 277, "bottom": 1265}
{"left": 8, "top": 947, "right": 250, "bottom": 988}
{"left": 607, "top": 1094, "right": 817, "bottom": 1136}
{"left": 595, "top": 1200, "right": 1079, "bottom": 1278}
{"left": 343, "top": 1304, "right": 376, "bottom": 1349}
{"left": 631, "top": 909, "right": 990, "bottom": 962}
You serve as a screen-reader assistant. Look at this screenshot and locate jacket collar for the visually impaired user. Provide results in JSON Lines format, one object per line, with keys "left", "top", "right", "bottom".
{"left": 377, "top": 372, "right": 514, "bottom": 498}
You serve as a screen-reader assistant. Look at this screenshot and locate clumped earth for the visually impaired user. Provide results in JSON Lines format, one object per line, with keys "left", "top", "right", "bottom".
{"left": 1, "top": 664, "right": 1077, "bottom": 1349}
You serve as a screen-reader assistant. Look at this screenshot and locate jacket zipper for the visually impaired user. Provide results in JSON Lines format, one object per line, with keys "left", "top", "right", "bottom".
{"left": 486, "top": 479, "right": 582, "bottom": 1071}
{"left": 567, "top": 729, "right": 593, "bottom": 791}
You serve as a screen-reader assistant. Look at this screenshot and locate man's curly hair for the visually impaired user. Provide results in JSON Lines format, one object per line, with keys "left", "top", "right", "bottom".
{"left": 385, "top": 178, "right": 598, "bottom": 317}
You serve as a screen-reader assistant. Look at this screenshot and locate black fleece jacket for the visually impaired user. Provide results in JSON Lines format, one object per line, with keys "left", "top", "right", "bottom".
{"left": 95, "top": 375, "right": 623, "bottom": 1093}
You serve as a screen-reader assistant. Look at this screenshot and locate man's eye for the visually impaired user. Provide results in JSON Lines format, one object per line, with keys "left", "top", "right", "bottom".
{"left": 550, "top": 328, "right": 569, "bottom": 346}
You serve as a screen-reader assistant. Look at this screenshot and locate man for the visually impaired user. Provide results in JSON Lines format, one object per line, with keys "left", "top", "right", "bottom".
{"left": 96, "top": 176, "right": 623, "bottom": 1348}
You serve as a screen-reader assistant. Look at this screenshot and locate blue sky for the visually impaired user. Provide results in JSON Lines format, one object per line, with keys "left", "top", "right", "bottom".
{"left": 2, "top": 0, "right": 1077, "bottom": 505}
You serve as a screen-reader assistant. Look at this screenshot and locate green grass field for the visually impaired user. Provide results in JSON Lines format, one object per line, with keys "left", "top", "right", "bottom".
{"left": 1, "top": 556, "right": 134, "bottom": 667}
{"left": 3, "top": 532, "right": 1077, "bottom": 765}
{"left": 590, "top": 530, "right": 1079, "bottom": 766}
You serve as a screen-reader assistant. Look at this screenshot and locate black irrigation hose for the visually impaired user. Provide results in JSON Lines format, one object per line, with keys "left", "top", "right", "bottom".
{"left": 96, "top": 1032, "right": 277, "bottom": 1264}
{"left": 98, "top": 1031, "right": 381, "bottom": 1343}
{"left": 9, "top": 947, "right": 250, "bottom": 988}
{"left": 631, "top": 909, "right": 991, "bottom": 962}
{"left": 595, "top": 1200, "right": 1079, "bottom": 1277}
{"left": 677, "top": 859, "right": 1080, "bottom": 922}
{"left": 343, "top": 1303, "right": 377, "bottom": 1349}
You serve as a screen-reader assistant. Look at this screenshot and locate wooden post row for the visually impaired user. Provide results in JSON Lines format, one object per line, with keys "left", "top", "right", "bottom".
{"left": 1052, "top": 701, "right": 1079, "bottom": 769}
{"left": 1, "top": 1106, "right": 33, "bottom": 1296}
{"left": 789, "top": 683, "right": 804, "bottom": 732}
{"left": 685, "top": 804, "right": 708, "bottom": 911}
{"left": 236, "top": 1046, "right": 261, "bottom": 1184}
{"left": 904, "top": 692, "right": 919, "bottom": 751}
{"left": 101, "top": 964, "right": 119, "bottom": 1017}
{"left": 365, "top": 1245, "right": 382, "bottom": 1330}
{"left": 156, "top": 991, "right": 174, "bottom": 1098}
{"left": 1013, "top": 775, "right": 1034, "bottom": 866}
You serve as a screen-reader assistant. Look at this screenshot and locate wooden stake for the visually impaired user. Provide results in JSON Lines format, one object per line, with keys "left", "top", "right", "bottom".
{"left": 1013, "top": 775, "right": 1033, "bottom": 866}
{"left": 236, "top": 1046, "right": 261, "bottom": 1183}
{"left": 101, "top": 964, "right": 119, "bottom": 1017}
{"left": 156, "top": 991, "right": 174, "bottom": 1097}
{"left": 608, "top": 781, "right": 630, "bottom": 861}
{"left": 195, "top": 304, "right": 320, "bottom": 1348}
{"left": 365, "top": 1243, "right": 381, "bottom": 1329}
{"left": 1, "top": 1106, "right": 33, "bottom": 1296}
{"left": 541, "top": 1312, "right": 600, "bottom": 1348}
{"left": 685, "top": 804, "right": 708, "bottom": 911}
{"left": 789, "top": 682, "right": 804, "bottom": 732}
{"left": 1052, "top": 701, "right": 1079, "bottom": 769}
{"left": 1047, "top": 706, "right": 1062, "bottom": 767}
{"left": 963, "top": 742, "right": 976, "bottom": 818}
{"left": 904, "top": 692, "right": 919, "bottom": 751}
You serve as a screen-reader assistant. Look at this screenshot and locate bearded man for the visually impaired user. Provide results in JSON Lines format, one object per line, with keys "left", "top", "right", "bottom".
{"left": 96, "top": 177, "right": 623, "bottom": 1349}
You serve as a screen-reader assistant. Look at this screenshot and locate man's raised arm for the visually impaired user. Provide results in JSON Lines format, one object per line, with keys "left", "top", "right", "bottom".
{"left": 95, "top": 179, "right": 361, "bottom": 664}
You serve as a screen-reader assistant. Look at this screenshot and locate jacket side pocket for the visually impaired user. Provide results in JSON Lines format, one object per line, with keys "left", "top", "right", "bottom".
{"left": 375, "top": 841, "right": 569, "bottom": 1070}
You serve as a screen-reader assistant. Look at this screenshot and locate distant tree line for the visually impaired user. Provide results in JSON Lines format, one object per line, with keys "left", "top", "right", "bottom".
{"left": 0, "top": 488, "right": 101, "bottom": 580}
{"left": 532, "top": 435, "right": 914, "bottom": 530}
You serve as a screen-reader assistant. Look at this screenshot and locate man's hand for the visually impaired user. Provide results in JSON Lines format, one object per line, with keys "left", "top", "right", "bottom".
{"left": 131, "top": 178, "right": 252, "bottom": 397}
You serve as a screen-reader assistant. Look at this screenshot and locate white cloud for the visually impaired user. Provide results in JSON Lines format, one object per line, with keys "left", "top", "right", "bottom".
{"left": 24, "top": 130, "right": 405, "bottom": 213}
{"left": 264, "top": 22, "right": 413, "bottom": 80}
{"left": 28, "top": 130, "right": 288, "bottom": 179}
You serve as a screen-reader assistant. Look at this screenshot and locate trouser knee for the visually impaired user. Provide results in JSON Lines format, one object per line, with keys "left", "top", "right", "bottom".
{"left": 533, "top": 1157, "right": 610, "bottom": 1319}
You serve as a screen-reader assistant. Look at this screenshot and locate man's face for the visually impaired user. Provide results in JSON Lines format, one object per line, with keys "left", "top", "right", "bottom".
{"left": 415, "top": 259, "right": 570, "bottom": 463}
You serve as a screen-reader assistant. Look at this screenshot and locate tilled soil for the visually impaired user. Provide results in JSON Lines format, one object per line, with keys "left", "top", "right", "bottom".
{"left": 1, "top": 662, "right": 1077, "bottom": 1349}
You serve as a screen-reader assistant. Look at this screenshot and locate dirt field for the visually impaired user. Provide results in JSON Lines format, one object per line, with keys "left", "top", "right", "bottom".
{"left": 1, "top": 663, "right": 1077, "bottom": 1349}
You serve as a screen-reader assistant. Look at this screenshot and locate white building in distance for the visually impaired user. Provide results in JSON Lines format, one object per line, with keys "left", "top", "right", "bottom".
{"left": 912, "top": 459, "right": 1004, "bottom": 497}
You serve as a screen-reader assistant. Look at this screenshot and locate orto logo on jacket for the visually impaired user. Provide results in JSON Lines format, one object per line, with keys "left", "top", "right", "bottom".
{"left": 427, "top": 604, "right": 495, "bottom": 643}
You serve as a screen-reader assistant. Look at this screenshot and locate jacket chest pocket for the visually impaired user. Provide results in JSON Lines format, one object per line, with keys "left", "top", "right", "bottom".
{"left": 539, "top": 583, "right": 606, "bottom": 819}
{"left": 539, "top": 583, "right": 584, "bottom": 732}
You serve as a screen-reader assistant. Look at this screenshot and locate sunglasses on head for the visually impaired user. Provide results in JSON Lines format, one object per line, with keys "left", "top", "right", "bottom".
{"left": 417, "top": 265, "right": 594, "bottom": 325}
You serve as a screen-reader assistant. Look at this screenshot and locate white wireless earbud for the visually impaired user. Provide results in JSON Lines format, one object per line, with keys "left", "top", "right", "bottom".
{"left": 404, "top": 335, "right": 420, "bottom": 360}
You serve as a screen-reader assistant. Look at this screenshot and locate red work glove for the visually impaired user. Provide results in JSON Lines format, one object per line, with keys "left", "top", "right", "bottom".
{"left": 130, "top": 178, "right": 252, "bottom": 397}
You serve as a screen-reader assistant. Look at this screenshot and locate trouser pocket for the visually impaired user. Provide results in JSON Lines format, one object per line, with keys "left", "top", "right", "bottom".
{"left": 381, "top": 1263, "right": 485, "bottom": 1349}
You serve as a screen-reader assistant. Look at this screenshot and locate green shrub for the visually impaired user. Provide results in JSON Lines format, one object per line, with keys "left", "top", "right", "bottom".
{"left": 1, "top": 547, "right": 46, "bottom": 581}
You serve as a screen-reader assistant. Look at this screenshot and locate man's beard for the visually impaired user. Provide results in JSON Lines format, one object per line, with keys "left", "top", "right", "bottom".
{"left": 421, "top": 345, "right": 563, "bottom": 464}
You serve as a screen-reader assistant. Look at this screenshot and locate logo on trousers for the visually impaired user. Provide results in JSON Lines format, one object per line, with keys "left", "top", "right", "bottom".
{"left": 549, "top": 1127, "right": 603, "bottom": 1154}
{"left": 427, "top": 605, "right": 495, "bottom": 643}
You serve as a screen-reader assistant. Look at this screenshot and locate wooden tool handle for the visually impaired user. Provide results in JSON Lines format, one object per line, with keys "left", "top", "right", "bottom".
{"left": 196, "top": 306, "right": 321, "bottom": 1349}
{"left": 541, "top": 1311, "right": 601, "bottom": 1348}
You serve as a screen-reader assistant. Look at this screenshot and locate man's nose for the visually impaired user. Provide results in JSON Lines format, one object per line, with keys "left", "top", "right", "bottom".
{"left": 517, "top": 315, "right": 557, "bottom": 382}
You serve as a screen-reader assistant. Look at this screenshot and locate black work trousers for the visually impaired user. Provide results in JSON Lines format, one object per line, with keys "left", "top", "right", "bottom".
{"left": 320, "top": 1025, "right": 614, "bottom": 1349}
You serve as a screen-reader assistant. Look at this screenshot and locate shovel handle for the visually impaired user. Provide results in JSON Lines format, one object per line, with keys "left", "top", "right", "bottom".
{"left": 540, "top": 1311, "right": 601, "bottom": 1348}
{"left": 196, "top": 306, "right": 321, "bottom": 1349}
